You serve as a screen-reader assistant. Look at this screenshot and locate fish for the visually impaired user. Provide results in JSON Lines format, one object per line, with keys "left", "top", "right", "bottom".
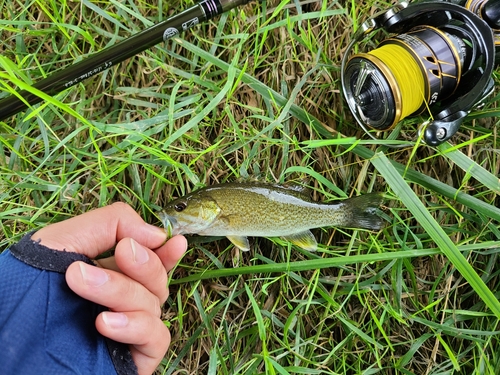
{"left": 159, "top": 182, "right": 384, "bottom": 252}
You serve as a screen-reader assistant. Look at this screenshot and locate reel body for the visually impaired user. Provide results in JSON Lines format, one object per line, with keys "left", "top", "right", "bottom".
{"left": 341, "top": 0, "right": 497, "bottom": 146}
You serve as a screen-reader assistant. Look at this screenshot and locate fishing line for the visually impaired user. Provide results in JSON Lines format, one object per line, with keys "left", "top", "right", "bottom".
{"left": 363, "top": 43, "right": 426, "bottom": 128}
{"left": 341, "top": 1, "right": 496, "bottom": 146}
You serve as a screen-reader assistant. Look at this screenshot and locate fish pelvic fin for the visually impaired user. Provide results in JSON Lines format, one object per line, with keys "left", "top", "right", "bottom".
{"left": 341, "top": 193, "right": 384, "bottom": 230}
{"left": 227, "top": 235, "right": 250, "bottom": 251}
{"left": 282, "top": 230, "right": 318, "bottom": 252}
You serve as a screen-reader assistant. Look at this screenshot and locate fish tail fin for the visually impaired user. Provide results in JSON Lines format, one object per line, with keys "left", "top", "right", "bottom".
{"left": 341, "top": 193, "right": 385, "bottom": 230}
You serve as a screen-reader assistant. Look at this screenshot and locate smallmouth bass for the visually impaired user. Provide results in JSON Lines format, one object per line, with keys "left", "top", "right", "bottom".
{"left": 160, "top": 182, "right": 384, "bottom": 251}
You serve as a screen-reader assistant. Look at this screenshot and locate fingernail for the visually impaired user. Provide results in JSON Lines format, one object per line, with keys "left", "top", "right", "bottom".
{"left": 79, "top": 263, "right": 109, "bottom": 286}
{"left": 145, "top": 223, "right": 167, "bottom": 243}
{"left": 102, "top": 312, "right": 128, "bottom": 328}
{"left": 130, "top": 238, "right": 149, "bottom": 265}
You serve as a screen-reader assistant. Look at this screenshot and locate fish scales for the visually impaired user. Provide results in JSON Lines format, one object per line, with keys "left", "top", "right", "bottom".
{"left": 160, "top": 182, "right": 383, "bottom": 251}
{"left": 199, "top": 184, "right": 349, "bottom": 237}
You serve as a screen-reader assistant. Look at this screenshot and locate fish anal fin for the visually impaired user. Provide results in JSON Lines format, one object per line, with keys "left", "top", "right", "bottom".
{"left": 227, "top": 235, "right": 250, "bottom": 251}
{"left": 282, "top": 230, "right": 317, "bottom": 252}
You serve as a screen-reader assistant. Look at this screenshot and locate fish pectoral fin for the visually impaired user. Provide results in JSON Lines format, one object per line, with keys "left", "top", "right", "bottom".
{"left": 226, "top": 235, "right": 250, "bottom": 251}
{"left": 282, "top": 231, "right": 317, "bottom": 252}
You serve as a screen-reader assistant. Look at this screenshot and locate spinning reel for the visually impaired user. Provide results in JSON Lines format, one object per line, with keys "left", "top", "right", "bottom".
{"left": 1, "top": 0, "right": 498, "bottom": 148}
{"left": 341, "top": 0, "right": 499, "bottom": 146}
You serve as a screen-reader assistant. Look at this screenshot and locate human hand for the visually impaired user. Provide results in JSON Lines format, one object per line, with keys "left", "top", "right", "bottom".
{"left": 31, "top": 202, "right": 187, "bottom": 375}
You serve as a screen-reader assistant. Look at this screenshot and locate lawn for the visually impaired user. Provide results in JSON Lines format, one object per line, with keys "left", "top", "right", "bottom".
{"left": 1, "top": 0, "right": 500, "bottom": 374}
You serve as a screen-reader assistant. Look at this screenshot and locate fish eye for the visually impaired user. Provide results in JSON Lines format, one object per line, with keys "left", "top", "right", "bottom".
{"left": 174, "top": 202, "right": 187, "bottom": 212}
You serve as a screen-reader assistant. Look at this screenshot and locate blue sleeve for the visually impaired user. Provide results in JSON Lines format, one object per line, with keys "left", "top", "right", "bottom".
{"left": 0, "top": 233, "right": 138, "bottom": 375}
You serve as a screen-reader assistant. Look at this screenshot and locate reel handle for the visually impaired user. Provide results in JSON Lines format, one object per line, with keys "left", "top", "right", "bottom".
{"left": 482, "top": 0, "right": 500, "bottom": 28}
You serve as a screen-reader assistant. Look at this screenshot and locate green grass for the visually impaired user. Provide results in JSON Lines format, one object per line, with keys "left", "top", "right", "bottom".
{"left": 1, "top": 0, "right": 500, "bottom": 374}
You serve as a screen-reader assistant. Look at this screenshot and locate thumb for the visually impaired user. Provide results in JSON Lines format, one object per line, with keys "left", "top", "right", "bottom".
{"left": 31, "top": 202, "right": 167, "bottom": 258}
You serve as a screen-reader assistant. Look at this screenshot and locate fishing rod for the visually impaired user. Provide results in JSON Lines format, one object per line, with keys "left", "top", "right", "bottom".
{"left": 0, "top": 0, "right": 251, "bottom": 121}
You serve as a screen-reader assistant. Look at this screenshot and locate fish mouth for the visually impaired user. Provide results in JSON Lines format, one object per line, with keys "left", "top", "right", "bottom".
{"left": 158, "top": 211, "right": 181, "bottom": 237}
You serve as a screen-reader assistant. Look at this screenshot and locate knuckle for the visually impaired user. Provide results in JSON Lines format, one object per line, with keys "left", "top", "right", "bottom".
{"left": 109, "top": 201, "right": 134, "bottom": 214}
{"left": 160, "top": 287, "right": 169, "bottom": 306}
{"left": 154, "top": 297, "right": 162, "bottom": 318}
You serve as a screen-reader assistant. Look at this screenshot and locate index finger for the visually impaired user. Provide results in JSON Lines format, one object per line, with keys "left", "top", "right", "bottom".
{"left": 31, "top": 202, "right": 167, "bottom": 259}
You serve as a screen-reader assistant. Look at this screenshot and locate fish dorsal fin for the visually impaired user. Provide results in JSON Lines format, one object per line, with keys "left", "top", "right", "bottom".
{"left": 226, "top": 235, "right": 250, "bottom": 251}
{"left": 234, "top": 175, "right": 259, "bottom": 183}
{"left": 234, "top": 178, "right": 312, "bottom": 199}
{"left": 279, "top": 181, "right": 311, "bottom": 197}
{"left": 282, "top": 230, "right": 317, "bottom": 251}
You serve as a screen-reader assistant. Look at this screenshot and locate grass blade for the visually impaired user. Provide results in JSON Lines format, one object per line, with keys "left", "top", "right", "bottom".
{"left": 437, "top": 142, "right": 500, "bottom": 194}
{"left": 171, "top": 248, "right": 441, "bottom": 284}
{"left": 370, "top": 151, "right": 500, "bottom": 319}
{"left": 175, "top": 38, "right": 500, "bottom": 221}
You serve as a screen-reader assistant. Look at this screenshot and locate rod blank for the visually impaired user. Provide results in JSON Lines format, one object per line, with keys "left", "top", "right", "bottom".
{"left": 0, "top": 0, "right": 249, "bottom": 121}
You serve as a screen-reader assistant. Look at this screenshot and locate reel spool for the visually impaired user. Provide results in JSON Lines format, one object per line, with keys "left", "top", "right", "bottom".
{"left": 341, "top": 1, "right": 496, "bottom": 146}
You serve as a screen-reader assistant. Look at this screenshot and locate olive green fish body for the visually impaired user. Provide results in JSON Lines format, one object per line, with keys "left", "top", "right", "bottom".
{"left": 160, "top": 182, "right": 383, "bottom": 251}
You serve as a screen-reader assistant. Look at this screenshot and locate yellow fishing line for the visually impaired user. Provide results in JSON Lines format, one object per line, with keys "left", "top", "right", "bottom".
{"left": 369, "top": 44, "right": 425, "bottom": 121}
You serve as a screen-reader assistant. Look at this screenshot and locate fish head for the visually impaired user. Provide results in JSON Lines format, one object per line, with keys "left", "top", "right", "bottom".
{"left": 159, "top": 194, "right": 221, "bottom": 236}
